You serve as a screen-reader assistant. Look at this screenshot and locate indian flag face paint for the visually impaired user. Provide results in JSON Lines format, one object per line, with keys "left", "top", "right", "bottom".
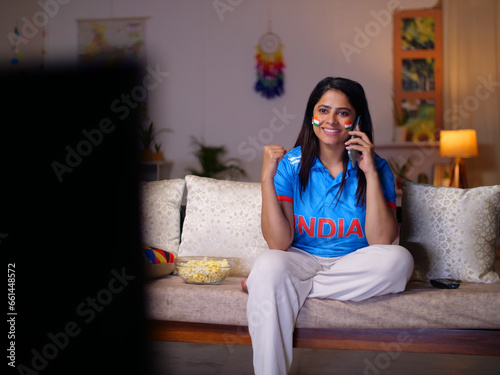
{"left": 344, "top": 120, "right": 353, "bottom": 130}
{"left": 312, "top": 116, "right": 320, "bottom": 127}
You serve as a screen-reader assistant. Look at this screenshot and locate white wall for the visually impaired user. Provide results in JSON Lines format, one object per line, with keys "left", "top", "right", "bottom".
{"left": 3, "top": 0, "right": 442, "bottom": 182}
{"left": 1, "top": 0, "right": 45, "bottom": 69}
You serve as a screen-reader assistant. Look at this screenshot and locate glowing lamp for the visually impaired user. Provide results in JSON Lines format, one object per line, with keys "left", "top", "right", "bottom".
{"left": 440, "top": 129, "right": 478, "bottom": 188}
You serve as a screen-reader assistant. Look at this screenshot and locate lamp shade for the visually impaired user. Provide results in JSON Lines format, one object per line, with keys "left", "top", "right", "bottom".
{"left": 440, "top": 129, "right": 478, "bottom": 158}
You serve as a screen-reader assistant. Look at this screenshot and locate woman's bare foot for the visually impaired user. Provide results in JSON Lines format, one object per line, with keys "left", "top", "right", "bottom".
{"left": 241, "top": 278, "right": 248, "bottom": 293}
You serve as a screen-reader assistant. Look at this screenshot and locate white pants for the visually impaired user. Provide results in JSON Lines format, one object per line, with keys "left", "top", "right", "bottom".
{"left": 246, "top": 245, "right": 414, "bottom": 375}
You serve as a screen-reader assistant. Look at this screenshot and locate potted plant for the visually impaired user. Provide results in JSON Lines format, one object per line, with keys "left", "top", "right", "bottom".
{"left": 186, "top": 137, "right": 246, "bottom": 180}
{"left": 388, "top": 154, "right": 414, "bottom": 190}
{"left": 139, "top": 122, "right": 171, "bottom": 162}
{"left": 139, "top": 122, "right": 154, "bottom": 161}
{"left": 153, "top": 143, "right": 163, "bottom": 162}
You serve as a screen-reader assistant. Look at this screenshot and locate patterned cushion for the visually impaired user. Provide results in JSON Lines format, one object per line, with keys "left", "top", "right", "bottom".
{"left": 178, "top": 175, "right": 268, "bottom": 277}
{"left": 141, "top": 245, "right": 176, "bottom": 279}
{"left": 140, "top": 179, "right": 186, "bottom": 256}
{"left": 400, "top": 180, "right": 500, "bottom": 283}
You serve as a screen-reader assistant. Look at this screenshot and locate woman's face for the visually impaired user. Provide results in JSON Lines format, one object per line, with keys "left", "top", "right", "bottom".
{"left": 312, "top": 89, "right": 356, "bottom": 149}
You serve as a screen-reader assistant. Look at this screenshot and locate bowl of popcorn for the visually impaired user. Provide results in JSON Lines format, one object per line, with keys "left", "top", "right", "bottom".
{"left": 174, "top": 256, "right": 233, "bottom": 285}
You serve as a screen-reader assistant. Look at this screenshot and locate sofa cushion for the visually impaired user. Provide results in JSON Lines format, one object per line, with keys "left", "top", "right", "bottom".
{"left": 145, "top": 275, "right": 500, "bottom": 329}
{"left": 177, "top": 175, "right": 268, "bottom": 277}
{"left": 140, "top": 179, "right": 186, "bottom": 256}
{"left": 400, "top": 180, "right": 500, "bottom": 283}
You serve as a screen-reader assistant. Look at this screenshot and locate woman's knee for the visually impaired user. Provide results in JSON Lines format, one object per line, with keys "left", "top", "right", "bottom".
{"left": 247, "top": 250, "right": 291, "bottom": 287}
{"left": 378, "top": 245, "right": 414, "bottom": 281}
{"left": 252, "top": 249, "right": 289, "bottom": 271}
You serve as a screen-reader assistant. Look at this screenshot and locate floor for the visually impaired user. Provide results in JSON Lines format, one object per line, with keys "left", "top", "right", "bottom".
{"left": 149, "top": 341, "right": 500, "bottom": 375}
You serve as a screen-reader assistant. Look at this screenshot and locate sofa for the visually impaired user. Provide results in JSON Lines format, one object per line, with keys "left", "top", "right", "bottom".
{"left": 142, "top": 175, "right": 500, "bottom": 356}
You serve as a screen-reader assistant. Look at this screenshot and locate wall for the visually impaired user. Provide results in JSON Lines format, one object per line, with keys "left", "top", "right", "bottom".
{"left": 442, "top": 0, "right": 500, "bottom": 188}
{"left": 4, "top": 0, "right": 451, "bottom": 184}
{"left": 1, "top": 0, "right": 45, "bottom": 70}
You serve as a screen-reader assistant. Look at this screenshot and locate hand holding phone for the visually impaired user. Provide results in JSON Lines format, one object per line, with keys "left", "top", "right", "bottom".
{"left": 347, "top": 116, "right": 362, "bottom": 168}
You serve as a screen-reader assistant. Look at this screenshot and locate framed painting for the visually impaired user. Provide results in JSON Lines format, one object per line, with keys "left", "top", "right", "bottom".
{"left": 77, "top": 17, "right": 148, "bottom": 69}
{"left": 393, "top": 9, "right": 442, "bottom": 142}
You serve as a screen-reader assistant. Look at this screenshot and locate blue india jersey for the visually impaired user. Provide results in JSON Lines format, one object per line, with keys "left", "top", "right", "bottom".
{"left": 274, "top": 146, "right": 396, "bottom": 257}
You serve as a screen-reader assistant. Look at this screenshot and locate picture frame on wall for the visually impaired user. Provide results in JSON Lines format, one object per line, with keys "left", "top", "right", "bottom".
{"left": 77, "top": 17, "right": 148, "bottom": 69}
{"left": 77, "top": 17, "right": 150, "bottom": 121}
{"left": 393, "top": 9, "right": 443, "bottom": 143}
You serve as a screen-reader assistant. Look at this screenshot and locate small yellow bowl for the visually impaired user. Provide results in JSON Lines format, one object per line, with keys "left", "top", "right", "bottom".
{"left": 175, "top": 256, "right": 233, "bottom": 285}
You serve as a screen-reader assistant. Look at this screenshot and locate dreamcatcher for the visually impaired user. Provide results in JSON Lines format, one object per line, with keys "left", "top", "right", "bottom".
{"left": 254, "top": 0, "right": 284, "bottom": 99}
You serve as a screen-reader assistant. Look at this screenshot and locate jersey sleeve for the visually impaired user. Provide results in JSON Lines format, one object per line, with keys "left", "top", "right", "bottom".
{"left": 273, "top": 155, "right": 295, "bottom": 203}
{"left": 376, "top": 156, "right": 397, "bottom": 210}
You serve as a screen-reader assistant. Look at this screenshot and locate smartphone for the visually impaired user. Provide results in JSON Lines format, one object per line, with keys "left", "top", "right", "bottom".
{"left": 348, "top": 116, "right": 362, "bottom": 168}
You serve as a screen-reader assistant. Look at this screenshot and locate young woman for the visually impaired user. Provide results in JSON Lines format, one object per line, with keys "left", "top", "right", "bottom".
{"left": 245, "top": 77, "right": 414, "bottom": 375}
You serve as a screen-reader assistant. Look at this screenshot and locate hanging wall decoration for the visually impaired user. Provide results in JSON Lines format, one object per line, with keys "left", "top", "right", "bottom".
{"left": 9, "top": 22, "right": 46, "bottom": 69}
{"left": 9, "top": 25, "right": 22, "bottom": 65}
{"left": 254, "top": 32, "right": 285, "bottom": 99}
{"left": 254, "top": 0, "right": 284, "bottom": 99}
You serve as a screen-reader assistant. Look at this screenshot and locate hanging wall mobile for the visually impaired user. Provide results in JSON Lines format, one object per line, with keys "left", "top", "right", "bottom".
{"left": 9, "top": 22, "right": 46, "bottom": 70}
{"left": 254, "top": 1, "right": 285, "bottom": 99}
{"left": 9, "top": 25, "right": 22, "bottom": 65}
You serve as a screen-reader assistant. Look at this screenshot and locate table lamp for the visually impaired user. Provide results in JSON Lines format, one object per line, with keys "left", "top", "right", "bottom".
{"left": 440, "top": 129, "right": 478, "bottom": 188}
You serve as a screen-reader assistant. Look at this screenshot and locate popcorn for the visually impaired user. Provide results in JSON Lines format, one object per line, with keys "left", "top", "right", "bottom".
{"left": 176, "top": 258, "right": 231, "bottom": 284}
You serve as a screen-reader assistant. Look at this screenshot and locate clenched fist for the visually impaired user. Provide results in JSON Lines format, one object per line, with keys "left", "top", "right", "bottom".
{"left": 262, "top": 145, "right": 287, "bottom": 182}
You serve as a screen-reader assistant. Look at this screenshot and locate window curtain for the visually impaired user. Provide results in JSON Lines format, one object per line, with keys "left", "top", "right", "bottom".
{"left": 442, "top": 0, "right": 500, "bottom": 187}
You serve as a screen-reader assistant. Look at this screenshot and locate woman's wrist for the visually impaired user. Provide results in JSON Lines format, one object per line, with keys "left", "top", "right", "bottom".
{"left": 261, "top": 173, "right": 275, "bottom": 185}
{"left": 363, "top": 167, "right": 379, "bottom": 181}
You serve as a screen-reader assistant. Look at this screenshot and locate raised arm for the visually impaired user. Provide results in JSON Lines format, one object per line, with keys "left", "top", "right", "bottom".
{"left": 260, "top": 145, "right": 295, "bottom": 250}
{"left": 346, "top": 131, "right": 398, "bottom": 245}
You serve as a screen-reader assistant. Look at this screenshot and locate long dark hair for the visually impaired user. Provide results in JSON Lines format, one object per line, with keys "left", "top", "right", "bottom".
{"left": 293, "top": 77, "right": 374, "bottom": 207}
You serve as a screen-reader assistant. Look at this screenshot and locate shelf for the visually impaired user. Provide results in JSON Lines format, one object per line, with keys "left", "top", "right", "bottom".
{"left": 140, "top": 161, "right": 166, "bottom": 165}
{"left": 376, "top": 142, "right": 440, "bottom": 149}
{"left": 140, "top": 160, "right": 173, "bottom": 181}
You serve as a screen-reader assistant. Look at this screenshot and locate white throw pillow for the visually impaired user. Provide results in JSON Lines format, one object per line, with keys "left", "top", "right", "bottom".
{"left": 400, "top": 180, "right": 500, "bottom": 283}
{"left": 140, "top": 179, "right": 186, "bottom": 256}
{"left": 178, "top": 175, "right": 268, "bottom": 277}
